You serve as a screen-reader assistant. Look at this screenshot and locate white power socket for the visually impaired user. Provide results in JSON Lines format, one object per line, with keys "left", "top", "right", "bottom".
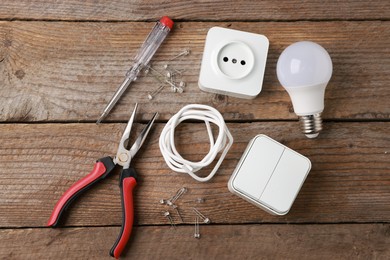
{"left": 198, "top": 27, "right": 269, "bottom": 99}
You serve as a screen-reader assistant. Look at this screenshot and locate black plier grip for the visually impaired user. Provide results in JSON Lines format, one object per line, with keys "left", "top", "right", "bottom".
{"left": 110, "top": 168, "right": 138, "bottom": 258}
{"left": 47, "top": 157, "right": 115, "bottom": 227}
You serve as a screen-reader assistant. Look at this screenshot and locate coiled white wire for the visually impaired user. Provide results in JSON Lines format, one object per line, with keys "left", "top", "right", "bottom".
{"left": 159, "top": 104, "right": 234, "bottom": 182}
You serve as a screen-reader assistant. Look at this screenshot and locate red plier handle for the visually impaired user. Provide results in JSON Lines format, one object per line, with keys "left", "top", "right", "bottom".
{"left": 47, "top": 157, "right": 115, "bottom": 227}
{"left": 47, "top": 157, "right": 138, "bottom": 259}
{"left": 110, "top": 167, "right": 137, "bottom": 258}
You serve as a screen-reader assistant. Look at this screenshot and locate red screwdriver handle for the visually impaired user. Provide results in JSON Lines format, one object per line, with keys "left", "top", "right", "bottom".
{"left": 110, "top": 168, "right": 138, "bottom": 259}
{"left": 47, "top": 157, "right": 116, "bottom": 227}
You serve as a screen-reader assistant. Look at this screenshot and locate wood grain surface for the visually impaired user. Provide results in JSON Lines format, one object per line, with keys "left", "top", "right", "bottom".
{"left": 0, "top": 21, "right": 389, "bottom": 122}
{"left": 0, "top": 122, "right": 389, "bottom": 228}
{"left": 1, "top": 224, "right": 389, "bottom": 259}
{"left": 0, "top": 1, "right": 389, "bottom": 21}
{"left": 0, "top": 1, "right": 389, "bottom": 259}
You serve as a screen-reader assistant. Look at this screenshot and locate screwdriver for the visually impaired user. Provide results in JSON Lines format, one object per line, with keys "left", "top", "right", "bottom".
{"left": 97, "top": 16, "right": 174, "bottom": 124}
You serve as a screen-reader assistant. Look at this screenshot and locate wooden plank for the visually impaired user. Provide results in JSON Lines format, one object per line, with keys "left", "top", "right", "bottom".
{"left": 0, "top": 122, "right": 389, "bottom": 227}
{"left": 0, "top": 21, "right": 389, "bottom": 122}
{"left": 1, "top": 224, "right": 389, "bottom": 259}
{"left": 0, "top": 1, "right": 389, "bottom": 21}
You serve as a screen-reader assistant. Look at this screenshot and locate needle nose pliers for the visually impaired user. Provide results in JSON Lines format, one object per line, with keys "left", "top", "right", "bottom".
{"left": 47, "top": 103, "right": 158, "bottom": 258}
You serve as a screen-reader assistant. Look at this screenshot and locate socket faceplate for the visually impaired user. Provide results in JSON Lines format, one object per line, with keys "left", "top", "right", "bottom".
{"left": 216, "top": 41, "right": 255, "bottom": 79}
{"left": 199, "top": 27, "right": 269, "bottom": 99}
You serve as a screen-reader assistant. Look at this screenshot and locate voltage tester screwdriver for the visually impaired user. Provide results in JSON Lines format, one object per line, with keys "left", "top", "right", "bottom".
{"left": 97, "top": 16, "right": 173, "bottom": 124}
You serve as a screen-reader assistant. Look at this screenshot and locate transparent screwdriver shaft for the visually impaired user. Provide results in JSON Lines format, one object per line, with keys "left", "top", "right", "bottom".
{"left": 97, "top": 16, "right": 173, "bottom": 124}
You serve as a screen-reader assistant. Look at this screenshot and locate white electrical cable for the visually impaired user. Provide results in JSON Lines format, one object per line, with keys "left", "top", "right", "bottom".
{"left": 159, "top": 104, "right": 234, "bottom": 182}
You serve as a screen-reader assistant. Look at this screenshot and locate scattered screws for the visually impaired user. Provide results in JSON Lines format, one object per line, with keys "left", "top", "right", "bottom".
{"left": 163, "top": 211, "right": 175, "bottom": 227}
{"left": 193, "top": 208, "right": 211, "bottom": 224}
{"left": 194, "top": 216, "right": 200, "bottom": 239}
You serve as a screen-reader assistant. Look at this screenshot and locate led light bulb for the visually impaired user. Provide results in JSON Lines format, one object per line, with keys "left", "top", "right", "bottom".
{"left": 276, "top": 41, "right": 333, "bottom": 138}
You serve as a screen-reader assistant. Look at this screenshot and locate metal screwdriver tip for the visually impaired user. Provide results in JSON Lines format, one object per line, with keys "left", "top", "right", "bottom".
{"left": 96, "top": 112, "right": 108, "bottom": 124}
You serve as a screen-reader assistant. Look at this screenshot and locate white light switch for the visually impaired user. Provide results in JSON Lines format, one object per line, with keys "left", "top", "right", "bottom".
{"left": 232, "top": 136, "right": 284, "bottom": 200}
{"left": 228, "top": 135, "right": 311, "bottom": 215}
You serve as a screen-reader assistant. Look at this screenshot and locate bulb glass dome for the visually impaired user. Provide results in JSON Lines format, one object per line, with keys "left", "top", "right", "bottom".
{"left": 277, "top": 41, "right": 332, "bottom": 88}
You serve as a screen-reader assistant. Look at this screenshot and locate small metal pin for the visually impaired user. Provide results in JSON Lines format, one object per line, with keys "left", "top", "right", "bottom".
{"left": 183, "top": 198, "right": 205, "bottom": 204}
{"left": 172, "top": 204, "right": 184, "bottom": 223}
{"left": 169, "top": 48, "right": 190, "bottom": 61}
{"left": 194, "top": 216, "right": 200, "bottom": 239}
{"left": 167, "top": 187, "right": 188, "bottom": 206}
{"left": 164, "top": 65, "right": 184, "bottom": 76}
{"left": 195, "top": 198, "right": 205, "bottom": 204}
{"left": 148, "top": 70, "right": 180, "bottom": 93}
{"left": 165, "top": 80, "right": 183, "bottom": 93}
{"left": 163, "top": 211, "right": 175, "bottom": 227}
{"left": 193, "top": 208, "right": 211, "bottom": 224}
{"left": 148, "top": 85, "right": 165, "bottom": 100}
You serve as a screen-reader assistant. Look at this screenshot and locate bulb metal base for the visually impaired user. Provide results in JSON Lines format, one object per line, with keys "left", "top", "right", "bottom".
{"left": 299, "top": 113, "right": 322, "bottom": 138}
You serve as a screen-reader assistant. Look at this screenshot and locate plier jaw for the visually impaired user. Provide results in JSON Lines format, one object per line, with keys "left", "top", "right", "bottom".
{"left": 114, "top": 103, "right": 158, "bottom": 170}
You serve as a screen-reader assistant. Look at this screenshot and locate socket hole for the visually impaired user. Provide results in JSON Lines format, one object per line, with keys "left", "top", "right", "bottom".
{"left": 223, "top": 57, "right": 229, "bottom": 62}
{"left": 232, "top": 58, "right": 237, "bottom": 64}
{"left": 241, "top": 60, "right": 246, "bottom": 65}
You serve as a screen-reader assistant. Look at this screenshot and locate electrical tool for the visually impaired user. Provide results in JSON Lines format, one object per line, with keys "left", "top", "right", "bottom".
{"left": 48, "top": 103, "right": 158, "bottom": 258}
{"left": 97, "top": 16, "right": 173, "bottom": 124}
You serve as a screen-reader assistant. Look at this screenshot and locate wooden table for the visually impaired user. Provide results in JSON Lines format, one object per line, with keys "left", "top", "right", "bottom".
{"left": 1, "top": 1, "right": 389, "bottom": 259}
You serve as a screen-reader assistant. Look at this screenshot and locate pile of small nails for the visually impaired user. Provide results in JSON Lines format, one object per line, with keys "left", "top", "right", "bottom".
{"left": 145, "top": 49, "right": 190, "bottom": 100}
{"left": 160, "top": 187, "right": 211, "bottom": 239}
